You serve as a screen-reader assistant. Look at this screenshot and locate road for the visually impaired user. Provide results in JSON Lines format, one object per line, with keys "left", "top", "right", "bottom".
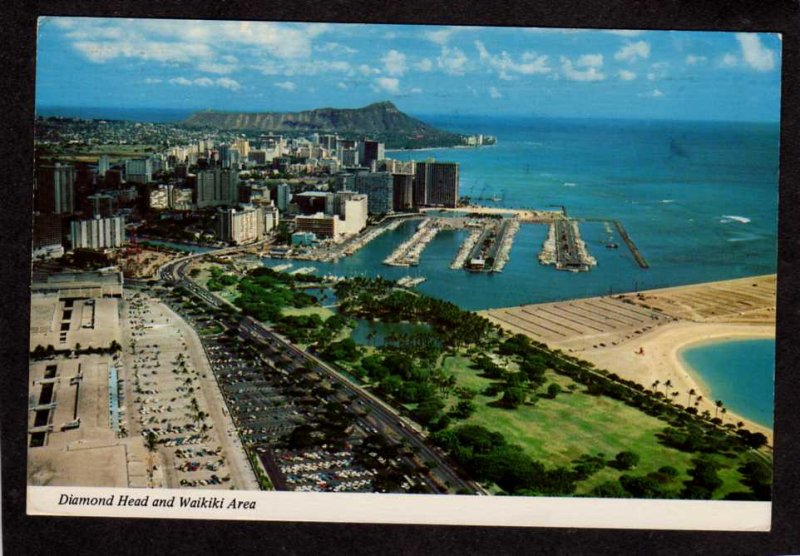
{"left": 237, "top": 318, "right": 479, "bottom": 494}
{"left": 160, "top": 247, "right": 483, "bottom": 494}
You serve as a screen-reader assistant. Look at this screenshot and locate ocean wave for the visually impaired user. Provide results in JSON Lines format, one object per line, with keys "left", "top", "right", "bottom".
{"left": 660, "top": 199, "right": 674, "bottom": 204}
{"left": 720, "top": 215, "right": 751, "bottom": 224}
{"left": 562, "top": 182, "right": 577, "bottom": 187}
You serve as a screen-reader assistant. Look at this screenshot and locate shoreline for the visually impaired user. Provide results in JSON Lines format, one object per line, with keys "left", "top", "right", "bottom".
{"left": 574, "top": 321, "right": 774, "bottom": 444}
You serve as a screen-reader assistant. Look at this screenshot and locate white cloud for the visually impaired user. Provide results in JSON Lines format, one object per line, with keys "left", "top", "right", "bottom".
{"left": 605, "top": 30, "right": 645, "bottom": 37}
{"left": 437, "top": 46, "right": 469, "bottom": 76}
{"left": 735, "top": 33, "right": 775, "bottom": 71}
{"left": 143, "top": 77, "right": 162, "bottom": 84}
{"left": 196, "top": 61, "right": 238, "bottom": 75}
{"left": 576, "top": 54, "right": 603, "bottom": 68}
{"left": 489, "top": 86, "right": 502, "bottom": 99}
{"left": 685, "top": 54, "right": 707, "bottom": 65}
{"left": 614, "top": 40, "right": 651, "bottom": 63}
{"left": 639, "top": 88, "right": 664, "bottom": 98}
{"left": 415, "top": 58, "right": 434, "bottom": 72}
{"left": 617, "top": 69, "right": 636, "bottom": 81}
{"left": 73, "top": 40, "right": 212, "bottom": 64}
{"left": 358, "top": 64, "right": 380, "bottom": 76}
{"left": 216, "top": 77, "right": 241, "bottom": 91}
{"left": 315, "top": 42, "right": 357, "bottom": 55}
{"left": 560, "top": 56, "right": 605, "bottom": 81}
{"left": 721, "top": 53, "right": 738, "bottom": 67}
{"left": 275, "top": 81, "right": 297, "bottom": 91}
{"left": 168, "top": 76, "right": 241, "bottom": 90}
{"left": 381, "top": 49, "right": 407, "bottom": 76}
{"left": 410, "top": 87, "right": 422, "bottom": 94}
{"left": 168, "top": 77, "right": 193, "bottom": 86}
{"left": 475, "top": 41, "right": 551, "bottom": 79}
{"left": 422, "top": 26, "right": 476, "bottom": 45}
{"left": 372, "top": 77, "right": 400, "bottom": 94}
{"left": 337, "top": 82, "right": 348, "bottom": 90}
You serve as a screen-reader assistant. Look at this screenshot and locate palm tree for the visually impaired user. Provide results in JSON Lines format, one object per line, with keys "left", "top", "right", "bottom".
{"left": 720, "top": 407, "right": 727, "bottom": 423}
{"left": 687, "top": 388, "right": 696, "bottom": 407}
{"left": 664, "top": 379, "right": 673, "bottom": 398}
{"left": 651, "top": 380, "right": 660, "bottom": 393}
{"left": 715, "top": 400, "right": 724, "bottom": 419}
{"left": 671, "top": 391, "right": 679, "bottom": 403}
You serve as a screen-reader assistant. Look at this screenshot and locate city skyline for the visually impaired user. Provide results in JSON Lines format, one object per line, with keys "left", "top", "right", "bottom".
{"left": 36, "top": 18, "right": 782, "bottom": 122}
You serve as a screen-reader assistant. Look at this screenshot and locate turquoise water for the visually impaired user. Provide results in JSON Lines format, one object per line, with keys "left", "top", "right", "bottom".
{"left": 266, "top": 117, "right": 779, "bottom": 311}
{"left": 680, "top": 338, "right": 775, "bottom": 428}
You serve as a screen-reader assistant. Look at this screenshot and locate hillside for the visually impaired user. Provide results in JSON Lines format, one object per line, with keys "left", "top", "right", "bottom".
{"left": 181, "top": 101, "right": 467, "bottom": 149}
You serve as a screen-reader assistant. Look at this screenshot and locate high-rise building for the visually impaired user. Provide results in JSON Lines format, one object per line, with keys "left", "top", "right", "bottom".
{"left": 217, "top": 206, "right": 264, "bottom": 245}
{"left": 276, "top": 183, "right": 292, "bottom": 211}
{"left": 392, "top": 174, "right": 415, "bottom": 211}
{"left": 263, "top": 205, "right": 280, "bottom": 234}
{"left": 149, "top": 186, "right": 171, "bottom": 210}
{"left": 318, "top": 134, "right": 338, "bottom": 150}
{"left": 124, "top": 158, "right": 153, "bottom": 184}
{"left": 87, "top": 193, "right": 114, "bottom": 217}
{"left": 36, "top": 162, "right": 76, "bottom": 215}
{"left": 172, "top": 188, "right": 193, "bottom": 211}
{"left": 97, "top": 155, "right": 110, "bottom": 177}
{"left": 335, "top": 193, "right": 368, "bottom": 235}
{"left": 338, "top": 148, "right": 359, "bottom": 167}
{"left": 333, "top": 173, "right": 356, "bottom": 193}
{"left": 414, "top": 161, "right": 459, "bottom": 208}
{"left": 354, "top": 171, "right": 393, "bottom": 215}
{"left": 295, "top": 213, "right": 338, "bottom": 238}
{"left": 357, "top": 140, "right": 384, "bottom": 169}
{"left": 70, "top": 215, "right": 126, "bottom": 249}
{"left": 197, "top": 168, "right": 239, "bottom": 208}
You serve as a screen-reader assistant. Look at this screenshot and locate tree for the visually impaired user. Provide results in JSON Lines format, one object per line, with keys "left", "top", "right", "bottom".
{"left": 546, "top": 383, "right": 562, "bottom": 399}
{"left": 451, "top": 399, "right": 476, "bottom": 420}
{"left": 715, "top": 400, "right": 724, "bottom": 419}
{"left": 613, "top": 451, "right": 640, "bottom": 471}
{"left": 687, "top": 388, "right": 696, "bottom": 407}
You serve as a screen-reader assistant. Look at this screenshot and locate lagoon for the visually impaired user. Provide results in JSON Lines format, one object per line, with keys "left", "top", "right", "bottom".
{"left": 680, "top": 338, "right": 775, "bottom": 428}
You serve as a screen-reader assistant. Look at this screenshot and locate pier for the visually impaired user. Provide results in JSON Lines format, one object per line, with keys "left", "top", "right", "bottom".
{"left": 612, "top": 220, "right": 649, "bottom": 269}
{"left": 383, "top": 218, "right": 441, "bottom": 267}
{"left": 539, "top": 217, "right": 596, "bottom": 272}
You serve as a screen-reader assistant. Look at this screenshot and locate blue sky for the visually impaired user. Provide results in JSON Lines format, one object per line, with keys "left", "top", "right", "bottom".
{"left": 36, "top": 18, "right": 782, "bottom": 121}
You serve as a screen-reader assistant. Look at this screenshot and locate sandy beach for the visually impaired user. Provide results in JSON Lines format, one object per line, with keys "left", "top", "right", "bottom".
{"left": 572, "top": 321, "right": 775, "bottom": 443}
{"left": 483, "top": 275, "right": 777, "bottom": 444}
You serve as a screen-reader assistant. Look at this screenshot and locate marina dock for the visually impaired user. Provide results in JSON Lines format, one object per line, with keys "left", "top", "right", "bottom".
{"left": 539, "top": 218, "right": 596, "bottom": 272}
{"left": 383, "top": 218, "right": 441, "bottom": 267}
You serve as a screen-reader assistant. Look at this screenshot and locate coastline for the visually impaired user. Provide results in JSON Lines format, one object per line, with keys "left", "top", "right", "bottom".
{"left": 575, "top": 321, "right": 775, "bottom": 443}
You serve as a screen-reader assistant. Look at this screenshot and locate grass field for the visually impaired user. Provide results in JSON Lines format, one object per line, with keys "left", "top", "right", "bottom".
{"left": 441, "top": 353, "right": 752, "bottom": 498}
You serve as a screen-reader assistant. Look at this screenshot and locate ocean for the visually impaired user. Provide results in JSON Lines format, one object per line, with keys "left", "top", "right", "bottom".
{"left": 679, "top": 338, "right": 775, "bottom": 428}
{"left": 268, "top": 115, "right": 780, "bottom": 311}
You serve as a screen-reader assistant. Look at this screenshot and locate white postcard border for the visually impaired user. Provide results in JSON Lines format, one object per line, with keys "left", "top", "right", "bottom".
{"left": 27, "top": 486, "right": 770, "bottom": 531}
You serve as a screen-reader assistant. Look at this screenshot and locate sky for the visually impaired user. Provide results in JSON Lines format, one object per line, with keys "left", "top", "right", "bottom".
{"left": 35, "top": 17, "right": 782, "bottom": 121}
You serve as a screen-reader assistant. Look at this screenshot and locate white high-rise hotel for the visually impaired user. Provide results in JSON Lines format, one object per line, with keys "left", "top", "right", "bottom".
{"left": 70, "top": 215, "right": 126, "bottom": 249}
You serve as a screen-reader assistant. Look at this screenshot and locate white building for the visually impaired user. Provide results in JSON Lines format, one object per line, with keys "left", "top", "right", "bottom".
{"left": 218, "top": 206, "right": 264, "bottom": 245}
{"left": 70, "top": 215, "right": 126, "bottom": 249}
{"left": 124, "top": 158, "right": 152, "bottom": 184}
{"left": 335, "top": 192, "right": 368, "bottom": 235}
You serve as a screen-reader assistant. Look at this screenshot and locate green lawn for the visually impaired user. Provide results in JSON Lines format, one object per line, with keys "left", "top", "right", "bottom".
{"left": 440, "top": 352, "right": 752, "bottom": 498}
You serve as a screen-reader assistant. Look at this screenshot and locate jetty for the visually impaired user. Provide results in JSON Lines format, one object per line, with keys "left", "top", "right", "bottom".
{"left": 539, "top": 217, "right": 596, "bottom": 272}
{"left": 383, "top": 219, "right": 440, "bottom": 267}
{"left": 612, "top": 220, "right": 649, "bottom": 269}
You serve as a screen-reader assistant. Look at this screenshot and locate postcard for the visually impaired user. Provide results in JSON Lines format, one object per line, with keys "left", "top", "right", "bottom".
{"left": 27, "top": 17, "right": 780, "bottom": 530}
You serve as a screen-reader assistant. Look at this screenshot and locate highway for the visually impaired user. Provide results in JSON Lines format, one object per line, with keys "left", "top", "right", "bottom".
{"left": 158, "top": 246, "right": 483, "bottom": 495}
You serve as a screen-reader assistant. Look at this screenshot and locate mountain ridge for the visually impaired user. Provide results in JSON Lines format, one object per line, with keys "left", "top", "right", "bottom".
{"left": 180, "top": 101, "right": 467, "bottom": 149}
